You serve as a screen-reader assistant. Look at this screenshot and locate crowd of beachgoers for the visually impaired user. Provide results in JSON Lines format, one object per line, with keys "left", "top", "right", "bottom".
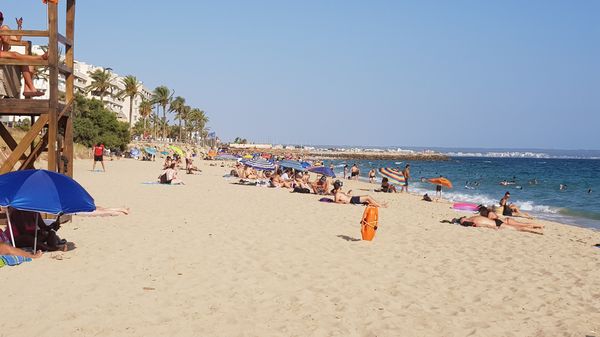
{"left": 218, "top": 152, "right": 546, "bottom": 235}
{"left": 0, "top": 148, "right": 575, "bottom": 268}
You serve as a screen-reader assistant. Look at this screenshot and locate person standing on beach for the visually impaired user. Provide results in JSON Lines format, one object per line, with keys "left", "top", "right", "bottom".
{"left": 368, "top": 169, "right": 376, "bottom": 183}
{"left": 351, "top": 164, "right": 360, "bottom": 180}
{"left": 343, "top": 164, "right": 348, "bottom": 179}
{"left": 92, "top": 143, "right": 106, "bottom": 172}
{"left": 401, "top": 164, "right": 410, "bottom": 193}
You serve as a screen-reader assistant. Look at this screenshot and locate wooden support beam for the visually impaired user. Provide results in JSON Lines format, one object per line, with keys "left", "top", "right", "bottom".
{"left": 0, "top": 59, "right": 48, "bottom": 67}
{"left": 0, "top": 115, "right": 48, "bottom": 174}
{"left": 20, "top": 135, "right": 48, "bottom": 170}
{"left": 0, "top": 100, "right": 50, "bottom": 115}
{"left": 65, "top": 0, "right": 76, "bottom": 177}
{"left": 47, "top": 2, "right": 59, "bottom": 172}
{"left": 0, "top": 122, "right": 18, "bottom": 150}
{"left": 0, "top": 30, "right": 49, "bottom": 37}
{"left": 58, "top": 63, "right": 73, "bottom": 75}
{"left": 58, "top": 33, "right": 73, "bottom": 47}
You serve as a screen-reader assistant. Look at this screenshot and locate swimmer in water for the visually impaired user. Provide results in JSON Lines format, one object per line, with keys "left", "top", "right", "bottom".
{"left": 588, "top": 188, "right": 593, "bottom": 194}
{"left": 559, "top": 184, "right": 567, "bottom": 191}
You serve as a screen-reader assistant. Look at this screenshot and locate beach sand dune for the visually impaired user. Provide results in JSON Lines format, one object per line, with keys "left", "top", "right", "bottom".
{"left": 3, "top": 159, "right": 599, "bottom": 337}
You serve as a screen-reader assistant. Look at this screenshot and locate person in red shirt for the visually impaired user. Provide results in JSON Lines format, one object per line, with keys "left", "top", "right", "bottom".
{"left": 92, "top": 143, "right": 106, "bottom": 172}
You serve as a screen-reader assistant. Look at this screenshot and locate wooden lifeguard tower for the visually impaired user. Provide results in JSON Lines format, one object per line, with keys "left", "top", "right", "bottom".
{"left": 0, "top": 0, "right": 76, "bottom": 177}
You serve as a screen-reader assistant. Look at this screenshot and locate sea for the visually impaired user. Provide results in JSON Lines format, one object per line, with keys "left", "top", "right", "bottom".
{"left": 317, "top": 148, "right": 600, "bottom": 231}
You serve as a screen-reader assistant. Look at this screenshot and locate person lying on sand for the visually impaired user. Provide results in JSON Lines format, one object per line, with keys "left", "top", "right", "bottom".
{"left": 499, "top": 192, "right": 533, "bottom": 218}
{"left": 479, "top": 205, "right": 543, "bottom": 231}
{"left": 332, "top": 180, "right": 388, "bottom": 208}
{"left": 442, "top": 215, "right": 543, "bottom": 235}
{"left": 311, "top": 175, "right": 330, "bottom": 195}
{"left": 76, "top": 206, "right": 129, "bottom": 217}
{"left": 0, "top": 242, "right": 43, "bottom": 258}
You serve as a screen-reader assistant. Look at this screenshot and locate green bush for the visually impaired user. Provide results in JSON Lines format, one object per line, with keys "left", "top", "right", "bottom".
{"left": 73, "top": 94, "right": 130, "bottom": 150}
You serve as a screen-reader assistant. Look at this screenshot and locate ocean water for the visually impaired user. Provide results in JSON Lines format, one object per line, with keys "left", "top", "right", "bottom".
{"left": 326, "top": 157, "right": 600, "bottom": 230}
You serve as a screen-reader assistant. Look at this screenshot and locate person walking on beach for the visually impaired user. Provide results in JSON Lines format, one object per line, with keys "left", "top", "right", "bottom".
{"left": 401, "top": 164, "right": 410, "bottom": 193}
{"left": 92, "top": 143, "right": 106, "bottom": 172}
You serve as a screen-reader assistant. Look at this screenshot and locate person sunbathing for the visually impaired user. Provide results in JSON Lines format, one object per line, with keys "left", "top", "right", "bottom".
{"left": 158, "top": 163, "right": 184, "bottom": 185}
{"left": 0, "top": 242, "right": 42, "bottom": 259}
{"left": 444, "top": 215, "right": 543, "bottom": 235}
{"left": 76, "top": 206, "right": 129, "bottom": 217}
{"left": 380, "top": 177, "right": 398, "bottom": 193}
{"left": 332, "top": 180, "right": 388, "bottom": 208}
{"left": 163, "top": 156, "right": 173, "bottom": 169}
{"left": 7, "top": 208, "right": 68, "bottom": 251}
{"left": 311, "top": 175, "right": 330, "bottom": 195}
{"left": 0, "top": 14, "right": 47, "bottom": 97}
{"left": 242, "top": 165, "right": 258, "bottom": 180}
{"left": 479, "top": 205, "right": 544, "bottom": 231}
{"left": 499, "top": 192, "right": 533, "bottom": 218}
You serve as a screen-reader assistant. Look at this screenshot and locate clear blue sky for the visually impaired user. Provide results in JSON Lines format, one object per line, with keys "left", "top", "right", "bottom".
{"left": 4, "top": 1, "right": 599, "bottom": 149}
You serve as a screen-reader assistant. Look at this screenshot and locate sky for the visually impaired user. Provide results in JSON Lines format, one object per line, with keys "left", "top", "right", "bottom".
{"left": 3, "top": 1, "right": 599, "bottom": 149}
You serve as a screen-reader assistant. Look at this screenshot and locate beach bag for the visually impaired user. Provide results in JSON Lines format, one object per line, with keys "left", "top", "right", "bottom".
{"left": 360, "top": 205, "right": 379, "bottom": 241}
{"left": 292, "top": 187, "right": 311, "bottom": 194}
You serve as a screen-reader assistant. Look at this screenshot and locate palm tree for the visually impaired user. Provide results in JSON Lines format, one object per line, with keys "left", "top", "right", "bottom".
{"left": 138, "top": 98, "right": 153, "bottom": 137}
{"left": 152, "top": 86, "right": 173, "bottom": 140}
{"left": 180, "top": 105, "right": 191, "bottom": 142}
{"left": 117, "top": 75, "right": 141, "bottom": 130}
{"left": 187, "top": 108, "right": 209, "bottom": 143}
{"left": 169, "top": 96, "right": 186, "bottom": 141}
{"left": 85, "top": 68, "right": 116, "bottom": 103}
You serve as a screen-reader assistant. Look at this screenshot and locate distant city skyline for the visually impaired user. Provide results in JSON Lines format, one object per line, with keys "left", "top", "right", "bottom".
{"left": 4, "top": 1, "right": 599, "bottom": 149}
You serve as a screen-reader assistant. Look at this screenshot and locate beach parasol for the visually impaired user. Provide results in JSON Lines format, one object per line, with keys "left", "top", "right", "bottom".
{"left": 378, "top": 167, "right": 405, "bottom": 184}
{"left": 130, "top": 148, "right": 140, "bottom": 157}
{"left": 170, "top": 145, "right": 184, "bottom": 157}
{"left": 278, "top": 160, "right": 307, "bottom": 172}
{"left": 0, "top": 169, "right": 96, "bottom": 248}
{"left": 144, "top": 147, "right": 157, "bottom": 155}
{"left": 307, "top": 166, "right": 336, "bottom": 177}
{"left": 241, "top": 157, "right": 275, "bottom": 171}
{"left": 427, "top": 177, "right": 453, "bottom": 189}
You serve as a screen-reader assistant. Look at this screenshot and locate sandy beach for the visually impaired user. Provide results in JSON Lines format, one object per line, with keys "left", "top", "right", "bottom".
{"left": 2, "top": 158, "right": 600, "bottom": 337}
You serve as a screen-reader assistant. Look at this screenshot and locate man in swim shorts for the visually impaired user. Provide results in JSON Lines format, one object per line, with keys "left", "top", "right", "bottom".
{"left": 401, "top": 164, "right": 410, "bottom": 192}
{"left": 332, "top": 180, "right": 387, "bottom": 208}
{"left": 92, "top": 143, "right": 106, "bottom": 172}
{"left": 350, "top": 164, "right": 360, "bottom": 180}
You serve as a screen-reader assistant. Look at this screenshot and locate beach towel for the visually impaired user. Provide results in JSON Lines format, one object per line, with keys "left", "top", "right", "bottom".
{"left": 0, "top": 255, "right": 32, "bottom": 266}
{"left": 0, "top": 259, "right": 5, "bottom": 268}
{"left": 141, "top": 182, "right": 181, "bottom": 185}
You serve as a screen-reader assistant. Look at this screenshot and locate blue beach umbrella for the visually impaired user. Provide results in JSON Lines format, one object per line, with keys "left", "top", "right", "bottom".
{"left": 144, "top": 147, "right": 157, "bottom": 155}
{"left": 0, "top": 170, "right": 96, "bottom": 248}
{"left": 278, "top": 160, "right": 307, "bottom": 172}
{"left": 241, "top": 158, "right": 275, "bottom": 171}
{"left": 307, "top": 166, "right": 336, "bottom": 177}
